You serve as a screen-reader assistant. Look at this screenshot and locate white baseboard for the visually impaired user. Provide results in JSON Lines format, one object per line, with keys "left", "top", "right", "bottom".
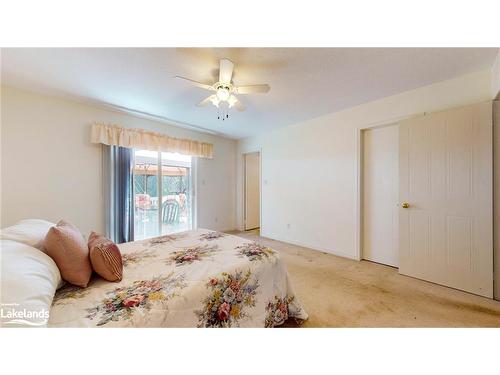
{"left": 259, "top": 231, "right": 359, "bottom": 261}
{"left": 220, "top": 227, "right": 238, "bottom": 233}
{"left": 197, "top": 226, "right": 237, "bottom": 233}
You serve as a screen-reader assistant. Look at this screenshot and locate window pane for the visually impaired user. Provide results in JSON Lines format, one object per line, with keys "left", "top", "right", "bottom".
{"left": 133, "top": 150, "right": 159, "bottom": 240}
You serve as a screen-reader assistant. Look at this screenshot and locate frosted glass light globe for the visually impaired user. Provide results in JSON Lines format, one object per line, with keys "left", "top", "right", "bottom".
{"left": 216, "top": 87, "right": 230, "bottom": 101}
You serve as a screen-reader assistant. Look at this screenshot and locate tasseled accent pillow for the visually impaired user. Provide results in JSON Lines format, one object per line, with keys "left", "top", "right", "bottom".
{"left": 88, "top": 232, "right": 123, "bottom": 282}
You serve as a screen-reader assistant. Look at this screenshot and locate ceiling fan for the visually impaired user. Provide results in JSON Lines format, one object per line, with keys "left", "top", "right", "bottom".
{"left": 175, "top": 58, "right": 270, "bottom": 120}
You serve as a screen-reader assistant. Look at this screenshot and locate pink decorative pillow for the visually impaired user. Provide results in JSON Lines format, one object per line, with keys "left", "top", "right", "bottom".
{"left": 88, "top": 232, "right": 123, "bottom": 282}
{"left": 44, "top": 220, "right": 92, "bottom": 287}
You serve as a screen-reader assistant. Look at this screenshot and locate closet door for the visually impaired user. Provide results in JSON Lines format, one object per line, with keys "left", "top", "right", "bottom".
{"left": 363, "top": 125, "right": 399, "bottom": 267}
{"left": 399, "top": 102, "right": 493, "bottom": 297}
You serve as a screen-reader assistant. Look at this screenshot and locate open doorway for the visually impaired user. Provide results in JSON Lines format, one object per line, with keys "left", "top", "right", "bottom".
{"left": 244, "top": 152, "right": 260, "bottom": 231}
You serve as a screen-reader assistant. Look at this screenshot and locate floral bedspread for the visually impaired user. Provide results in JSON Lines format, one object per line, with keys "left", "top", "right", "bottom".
{"left": 48, "top": 229, "right": 308, "bottom": 328}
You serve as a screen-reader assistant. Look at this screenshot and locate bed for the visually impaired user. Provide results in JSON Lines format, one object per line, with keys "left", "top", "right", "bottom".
{"left": 48, "top": 229, "right": 308, "bottom": 327}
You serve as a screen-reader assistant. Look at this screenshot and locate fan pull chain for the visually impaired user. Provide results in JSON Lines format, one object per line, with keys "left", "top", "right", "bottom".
{"left": 216, "top": 106, "right": 230, "bottom": 121}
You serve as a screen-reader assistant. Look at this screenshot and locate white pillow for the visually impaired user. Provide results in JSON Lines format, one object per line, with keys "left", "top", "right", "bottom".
{"left": 0, "top": 240, "right": 62, "bottom": 327}
{"left": 0, "top": 219, "right": 55, "bottom": 252}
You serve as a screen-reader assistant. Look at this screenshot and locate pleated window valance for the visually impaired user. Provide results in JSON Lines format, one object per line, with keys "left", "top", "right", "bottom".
{"left": 91, "top": 123, "right": 213, "bottom": 159}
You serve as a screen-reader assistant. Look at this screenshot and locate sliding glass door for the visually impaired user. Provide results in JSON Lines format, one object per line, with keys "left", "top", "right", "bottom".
{"left": 159, "top": 152, "right": 193, "bottom": 235}
{"left": 133, "top": 150, "right": 193, "bottom": 240}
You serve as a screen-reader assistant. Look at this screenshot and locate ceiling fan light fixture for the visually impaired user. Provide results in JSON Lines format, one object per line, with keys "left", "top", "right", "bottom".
{"left": 216, "top": 87, "right": 230, "bottom": 102}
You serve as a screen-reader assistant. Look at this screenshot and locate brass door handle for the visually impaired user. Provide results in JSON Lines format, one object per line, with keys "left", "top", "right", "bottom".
{"left": 401, "top": 202, "right": 410, "bottom": 208}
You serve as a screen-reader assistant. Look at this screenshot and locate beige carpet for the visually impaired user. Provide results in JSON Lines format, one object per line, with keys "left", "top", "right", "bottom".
{"left": 228, "top": 230, "right": 500, "bottom": 327}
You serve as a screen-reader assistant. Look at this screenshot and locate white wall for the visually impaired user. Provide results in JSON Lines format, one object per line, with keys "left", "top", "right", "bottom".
{"left": 237, "top": 69, "right": 493, "bottom": 260}
{"left": 492, "top": 49, "right": 500, "bottom": 99}
{"left": 1, "top": 86, "right": 237, "bottom": 236}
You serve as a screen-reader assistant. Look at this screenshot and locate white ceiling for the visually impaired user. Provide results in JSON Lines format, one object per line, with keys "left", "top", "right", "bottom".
{"left": 1, "top": 48, "right": 498, "bottom": 139}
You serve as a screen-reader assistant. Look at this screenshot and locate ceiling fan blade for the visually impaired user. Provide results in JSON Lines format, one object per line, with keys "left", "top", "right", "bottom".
{"left": 197, "top": 95, "right": 216, "bottom": 107}
{"left": 234, "top": 100, "right": 245, "bottom": 112}
{"left": 219, "top": 58, "right": 234, "bottom": 85}
{"left": 174, "top": 76, "right": 214, "bottom": 91}
{"left": 234, "top": 84, "right": 270, "bottom": 94}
